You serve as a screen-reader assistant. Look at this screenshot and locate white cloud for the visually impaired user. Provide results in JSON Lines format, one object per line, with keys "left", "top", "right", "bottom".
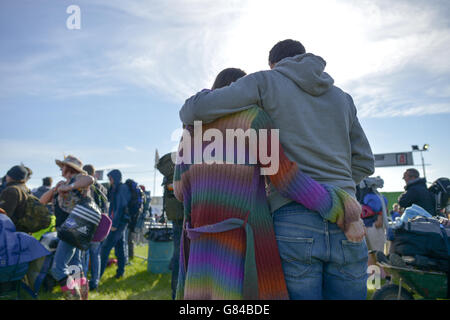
{"left": 1, "top": 0, "right": 449, "bottom": 117}
{"left": 125, "top": 146, "right": 137, "bottom": 152}
{"left": 96, "top": 0, "right": 450, "bottom": 117}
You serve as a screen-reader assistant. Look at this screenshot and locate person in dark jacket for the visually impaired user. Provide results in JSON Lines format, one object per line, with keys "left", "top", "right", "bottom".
{"left": 33, "top": 177, "right": 53, "bottom": 199}
{"left": 0, "top": 165, "right": 30, "bottom": 231}
{"left": 398, "top": 168, "right": 435, "bottom": 215}
{"left": 99, "top": 169, "right": 131, "bottom": 280}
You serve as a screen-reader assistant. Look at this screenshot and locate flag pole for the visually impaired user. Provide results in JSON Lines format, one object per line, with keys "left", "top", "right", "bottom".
{"left": 153, "top": 169, "right": 156, "bottom": 197}
{"left": 153, "top": 149, "right": 159, "bottom": 197}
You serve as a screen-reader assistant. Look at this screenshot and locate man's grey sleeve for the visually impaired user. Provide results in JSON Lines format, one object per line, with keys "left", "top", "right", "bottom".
{"left": 350, "top": 115, "right": 375, "bottom": 185}
{"left": 179, "top": 73, "right": 263, "bottom": 125}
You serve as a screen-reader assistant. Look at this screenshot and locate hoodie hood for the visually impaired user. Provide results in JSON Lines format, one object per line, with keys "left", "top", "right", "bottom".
{"left": 107, "top": 169, "right": 122, "bottom": 188}
{"left": 274, "top": 53, "right": 334, "bottom": 96}
{"left": 406, "top": 177, "right": 427, "bottom": 189}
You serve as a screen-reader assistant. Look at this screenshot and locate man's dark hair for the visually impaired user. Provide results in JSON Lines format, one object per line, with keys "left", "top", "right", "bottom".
{"left": 406, "top": 168, "right": 420, "bottom": 178}
{"left": 212, "top": 68, "right": 247, "bottom": 90}
{"left": 42, "top": 177, "right": 53, "bottom": 187}
{"left": 83, "top": 164, "right": 95, "bottom": 176}
{"left": 268, "top": 39, "right": 306, "bottom": 65}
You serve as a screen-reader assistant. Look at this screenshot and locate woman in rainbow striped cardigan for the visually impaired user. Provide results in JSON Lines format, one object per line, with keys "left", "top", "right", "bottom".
{"left": 173, "top": 68, "right": 364, "bottom": 300}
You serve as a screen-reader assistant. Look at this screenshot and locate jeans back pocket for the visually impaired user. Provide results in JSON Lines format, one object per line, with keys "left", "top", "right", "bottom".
{"left": 276, "top": 236, "right": 314, "bottom": 278}
{"left": 339, "top": 239, "right": 368, "bottom": 279}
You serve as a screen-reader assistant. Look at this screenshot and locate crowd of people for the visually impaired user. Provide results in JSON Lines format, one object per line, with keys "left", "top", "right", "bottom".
{"left": 0, "top": 156, "right": 153, "bottom": 300}
{"left": 1, "top": 38, "right": 449, "bottom": 301}
{"left": 357, "top": 168, "right": 449, "bottom": 281}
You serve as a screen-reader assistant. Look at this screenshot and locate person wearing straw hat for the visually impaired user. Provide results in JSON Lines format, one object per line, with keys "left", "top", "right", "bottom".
{"left": 40, "top": 155, "right": 94, "bottom": 300}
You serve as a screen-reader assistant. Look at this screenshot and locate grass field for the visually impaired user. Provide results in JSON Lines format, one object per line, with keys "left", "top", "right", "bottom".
{"left": 32, "top": 244, "right": 398, "bottom": 300}
{"left": 30, "top": 193, "right": 405, "bottom": 300}
{"left": 381, "top": 192, "right": 403, "bottom": 211}
{"left": 36, "top": 245, "right": 172, "bottom": 300}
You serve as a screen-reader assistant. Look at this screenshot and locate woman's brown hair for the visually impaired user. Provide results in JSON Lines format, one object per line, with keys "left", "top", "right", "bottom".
{"left": 212, "top": 68, "right": 247, "bottom": 90}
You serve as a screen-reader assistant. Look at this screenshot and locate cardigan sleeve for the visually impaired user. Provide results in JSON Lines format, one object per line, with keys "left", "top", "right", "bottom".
{"left": 252, "top": 109, "right": 361, "bottom": 230}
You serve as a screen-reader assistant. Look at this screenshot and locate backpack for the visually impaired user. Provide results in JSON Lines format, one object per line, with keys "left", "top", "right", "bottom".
{"left": 13, "top": 187, "right": 51, "bottom": 233}
{"left": 90, "top": 182, "right": 108, "bottom": 213}
{"left": 156, "top": 153, "right": 184, "bottom": 222}
{"left": 429, "top": 177, "right": 450, "bottom": 215}
{"left": 57, "top": 197, "right": 102, "bottom": 250}
{"left": 390, "top": 216, "right": 450, "bottom": 272}
{"left": 124, "top": 179, "right": 144, "bottom": 232}
{"left": 156, "top": 153, "right": 176, "bottom": 180}
{"left": 163, "top": 180, "right": 184, "bottom": 222}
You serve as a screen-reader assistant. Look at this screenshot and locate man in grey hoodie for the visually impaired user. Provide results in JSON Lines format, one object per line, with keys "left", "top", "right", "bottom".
{"left": 179, "top": 39, "right": 374, "bottom": 300}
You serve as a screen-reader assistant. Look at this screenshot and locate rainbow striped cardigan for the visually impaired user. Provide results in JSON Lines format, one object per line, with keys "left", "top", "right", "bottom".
{"left": 174, "top": 106, "right": 361, "bottom": 300}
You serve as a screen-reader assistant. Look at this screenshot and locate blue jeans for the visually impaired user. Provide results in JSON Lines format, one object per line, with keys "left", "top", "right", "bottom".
{"left": 50, "top": 240, "right": 84, "bottom": 282}
{"left": 171, "top": 220, "right": 183, "bottom": 300}
{"left": 82, "top": 242, "right": 102, "bottom": 287}
{"left": 100, "top": 224, "right": 128, "bottom": 278}
{"left": 273, "top": 202, "right": 368, "bottom": 300}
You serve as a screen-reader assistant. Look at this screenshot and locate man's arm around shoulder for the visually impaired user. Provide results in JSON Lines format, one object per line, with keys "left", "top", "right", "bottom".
{"left": 179, "top": 72, "right": 264, "bottom": 125}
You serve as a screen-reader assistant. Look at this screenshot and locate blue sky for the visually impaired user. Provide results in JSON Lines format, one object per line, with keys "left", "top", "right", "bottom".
{"left": 0, "top": 0, "right": 449, "bottom": 196}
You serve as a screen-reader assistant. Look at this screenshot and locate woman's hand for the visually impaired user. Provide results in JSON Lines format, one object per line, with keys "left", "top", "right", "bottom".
{"left": 53, "top": 181, "right": 66, "bottom": 192}
{"left": 40, "top": 181, "right": 65, "bottom": 204}
{"left": 55, "top": 180, "right": 66, "bottom": 188}
{"left": 57, "top": 183, "right": 73, "bottom": 193}
{"left": 345, "top": 218, "right": 366, "bottom": 242}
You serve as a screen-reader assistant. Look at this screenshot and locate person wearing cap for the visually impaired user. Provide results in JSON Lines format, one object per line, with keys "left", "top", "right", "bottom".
{"left": 0, "top": 165, "right": 31, "bottom": 230}
{"left": 40, "top": 155, "right": 94, "bottom": 300}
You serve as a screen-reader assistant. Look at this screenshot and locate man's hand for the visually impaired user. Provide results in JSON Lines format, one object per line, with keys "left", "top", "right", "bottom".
{"left": 111, "top": 227, "right": 117, "bottom": 232}
{"left": 345, "top": 218, "right": 366, "bottom": 242}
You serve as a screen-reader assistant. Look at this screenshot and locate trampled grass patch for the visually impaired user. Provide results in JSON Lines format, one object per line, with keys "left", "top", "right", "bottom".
{"left": 36, "top": 244, "right": 172, "bottom": 300}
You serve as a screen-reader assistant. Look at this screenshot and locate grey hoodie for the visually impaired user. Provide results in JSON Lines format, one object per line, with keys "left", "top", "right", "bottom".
{"left": 180, "top": 53, "right": 374, "bottom": 212}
